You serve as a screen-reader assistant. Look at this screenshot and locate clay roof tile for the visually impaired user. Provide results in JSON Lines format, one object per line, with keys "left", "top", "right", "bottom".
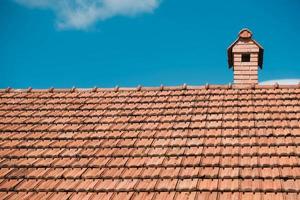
{"left": 0, "top": 85, "right": 299, "bottom": 197}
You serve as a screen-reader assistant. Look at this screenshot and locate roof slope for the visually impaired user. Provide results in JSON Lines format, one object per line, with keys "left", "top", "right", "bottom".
{"left": 0, "top": 85, "right": 300, "bottom": 200}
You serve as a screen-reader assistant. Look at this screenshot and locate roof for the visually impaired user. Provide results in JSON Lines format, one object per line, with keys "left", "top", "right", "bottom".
{"left": 0, "top": 84, "right": 300, "bottom": 199}
{"left": 227, "top": 28, "right": 264, "bottom": 68}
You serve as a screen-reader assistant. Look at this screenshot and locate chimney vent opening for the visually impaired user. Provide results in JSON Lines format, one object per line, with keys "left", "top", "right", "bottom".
{"left": 241, "top": 53, "right": 251, "bottom": 62}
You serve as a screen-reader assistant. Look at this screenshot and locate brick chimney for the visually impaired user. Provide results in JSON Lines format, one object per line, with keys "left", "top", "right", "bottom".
{"left": 227, "top": 29, "right": 264, "bottom": 85}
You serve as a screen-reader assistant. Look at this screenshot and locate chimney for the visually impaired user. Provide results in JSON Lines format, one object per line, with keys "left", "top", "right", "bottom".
{"left": 227, "top": 28, "right": 264, "bottom": 85}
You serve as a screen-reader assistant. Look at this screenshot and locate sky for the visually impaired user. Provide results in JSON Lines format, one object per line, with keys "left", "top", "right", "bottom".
{"left": 1, "top": 0, "right": 300, "bottom": 89}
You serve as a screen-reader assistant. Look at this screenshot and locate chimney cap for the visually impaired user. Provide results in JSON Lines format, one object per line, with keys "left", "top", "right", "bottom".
{"left": 227, "top": 28, "right": 264, "bottom": 68}
{"left": 238, "top": 28, "right": 253, "bottom": 39}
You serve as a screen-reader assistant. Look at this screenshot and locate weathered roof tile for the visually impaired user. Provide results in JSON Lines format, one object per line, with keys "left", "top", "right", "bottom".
{"left": 0, "top": 86, "right": 299, "bottom": 198}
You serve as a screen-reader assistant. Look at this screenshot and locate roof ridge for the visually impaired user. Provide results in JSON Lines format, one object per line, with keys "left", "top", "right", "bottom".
{"left": 0, "top": 83, "right": 300, "bottom": 93}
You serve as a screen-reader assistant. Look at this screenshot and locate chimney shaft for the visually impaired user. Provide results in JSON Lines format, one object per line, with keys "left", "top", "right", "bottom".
{"left": 227, "top": 29, "right": 264, "bottom": 85}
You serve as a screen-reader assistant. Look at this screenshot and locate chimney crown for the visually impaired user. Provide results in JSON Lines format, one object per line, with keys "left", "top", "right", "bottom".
{"left": 227, "top": 28, "right": 264, "bottom": 85}
{"left": 238, "top": 28, "right": 252, "bottom": 39}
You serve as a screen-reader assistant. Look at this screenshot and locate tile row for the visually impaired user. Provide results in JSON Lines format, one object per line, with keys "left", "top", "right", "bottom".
{"left": 0, "top": 178, "right": 300, "bottom": 193}
{"left": 1, "top": 102, "right": 299, "bottom": 112}
{"left": 1, "top": 156, "right": 299, "bottom": 168}
{"left": 1, "top": 108, "right": 299, "bottom": 119}
{"left": 1, "top": 97, "right": 299, "bottom": 107}
{"left": 1, "top": 191, "right": 299, "bottom": 200}
{"left": 1, "top": 150, "right": 299, "bottom": 159}
{"left": 1, "top": 114, "right": 300, "bottom": 125}
{"left": 0, "top": 138, "right": 299, "bottom": 148}
{"left": 1, "top": 167, "right": 299, "bottom": 179}
{"left": 0, "top": 87, "right": 299, "bottom": 98}
{"left": 0, "top": 129, "right": 298, "bottom": 140}
{"left": 1, "top": 121, "right": 299, "bottom": 132}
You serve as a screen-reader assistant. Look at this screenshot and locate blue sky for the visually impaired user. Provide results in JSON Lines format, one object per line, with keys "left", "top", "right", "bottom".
{"left": 1, "top": 0, "right": 300, "bottom": 88}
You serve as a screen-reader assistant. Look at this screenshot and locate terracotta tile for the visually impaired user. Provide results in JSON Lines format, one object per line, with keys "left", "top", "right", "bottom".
{"left": 240, "top": 179, "right": 261, "bottom": 191}
{"left": 0, "top": 179, "right": 21, "bottom": 190}
{"left": 131, "top": 192, "right": 155, "bottom": 200}
{"left": 169, "top": 138, "right": 187, "bottom": 146}
{"left": 290, "top": 167, "right": 300, "bottom": 178}
{"left": 48, "top": 192, "right": 72, "bottom": 200}
{"left": 141, "top": 157, "right": 162, "bottom": 167}
{"left": 182, "top": 156, "right": 201, "bottom": 166}
{"left": 0, "top": 168, "right": 13, "bottom": 178}
{"left": 153, "top": 192, "right": 176, "bottom": 200}
{"left": 261, "top": 193, "right": 284, "bottom": 200}
{"left": 240, "top": 156, "right": 255, "bottom": 166}
{"left": 180, "top": 167, "right": 200, "bottom": 178}
{"left": 140, "top": 167, "right": 161, "bottom": 178}
{"left": 6, "top": 192, "right": 40, "bottom": 200}
{"left": 111, "top": 192, "right": 134, "bottom": 200}
{"left": 218, "top": 179, "right": 239, "bottom": 190}
{"left": 100, "top": 168, "right": 124, "bottom": 178}
{"left": 206, "top": 121, "right": 222, "bottom": 128}
{"left": 36, "top": 180, "right": 61, "bottom": 190}
{"left": 19, "top": 192, "right": 53, "bottom": 200}
{"left": 189, "top": 121, "right": 206, "bottom": 129}
{"left": 56, "top": 179, "right": 81, "bottom": 191}
{"left": 204, "top": 138, "right": 221, "bottom": 147}
{"left": 196, "top": 192, "right": 218, "bottom": 200}
{"left": 46, "top": 158, "right": 71, "bottom": 167}
{"left": 189, "top": 129, "right": 206, "bottom": 137}
{"left": 126, "top": 157, "right": 147, "bottom": 167}
{"left": 159, "top": 167, "right": 180, "bottom": 178}
{"left": 222, "top": 128, "right": 239, "bottom": 136}
{"left": 219, "top": 167, "right": 239, "bottom": 178}
{"left": 122, "top": 167, "right": 143, "bottom": 178}
{"left": 4, "top": 168, "right": 32, "bottom": 178}
{"left": 184, "top": 146, "right": 204, "bottom": 156}
{"left": 223, "top": 120, "right": 238, "bottom": 128}
{"left": 135, "top": 179, "right": 157, "bottom": 190}
{"left": 261, "top": 168, "right": 280, "bottom": 178}
{"left": 201, "top": 156, "right": 220, "bottom": 166}
{"left": 90, "top": 192, "right": 114, "bottom": 200}
{"left": 116, "top": 179, "right": 138, "bottom": 190}
{"left": 218, "top": 192, "right": 239, "bottom": 200}
{"left": 163, "top": 157, "right": 183, "bottom": 166}
{"left": 220, "top": 156, "right": 239, "bottom": 166}
{"left": 173, "top": 192, "right": 197, "bottom": 200}
{"left": 262, "top": 179, "right": 282, "bottom": 191}
{"left": 199, "top": 167, "right": 219, "bottom": 177}
{"left": 260, "top": 156, "right": 274, "bottom": 166}
{"left": 240, "top": 192, "right": 261, "bottom": 200}
{"left": 15, "top": 179, "right": 39, "bottom": 190}
{"left": 46, "top": 168, "right": 67, "bottom": 178}
{"left": 240, "top": 168, "right": 260, "bottom": 178}
{"left": 177, "top": 179, "right": 198, "bottom": 190}
{"left": 284, "top": 193, "right": 300, "bottom": 200}
{"left": 69, "top": 192, "right": 94, "bottom": 200}
{"left": 76, "top": 179, "right": 99, "bottom": 190}
{"left": 197, "top": 179, "right": 218, "bottom": 190}
{"left": 148, "top": 147, "right": 168, "bottom": 156}
{"left": 282, "top": 179, "right": 297, "bottom": 191}
{"left": 186, "top": 138, "right": 205, "bottom": 147}
{"left": 135, "top": 138, "right": 153, "bottom": 146}
{"left": 108, "top": 157, "right": 129, "bottom": 167}
{"left": 94, "top": 179, "right": 120, "bottom": 191}
{"left": 155, "top": 179, "right": 178, "bottom": 190}
{"left": 63, "top": 168, "right": 87, "bottom": 178}
{"left": 152, "top": 138, "right": 170, "bottom": 146}
{"left": 221, "top": 146, "right": 239, "bottom": 154}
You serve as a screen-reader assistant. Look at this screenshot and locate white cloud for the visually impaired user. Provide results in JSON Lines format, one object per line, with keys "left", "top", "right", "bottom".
{"left": 14, "top": 0, "right": 160, "bottom": 30}
{"left": 260, "top": 79, "right": 300, "bottom": 85}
